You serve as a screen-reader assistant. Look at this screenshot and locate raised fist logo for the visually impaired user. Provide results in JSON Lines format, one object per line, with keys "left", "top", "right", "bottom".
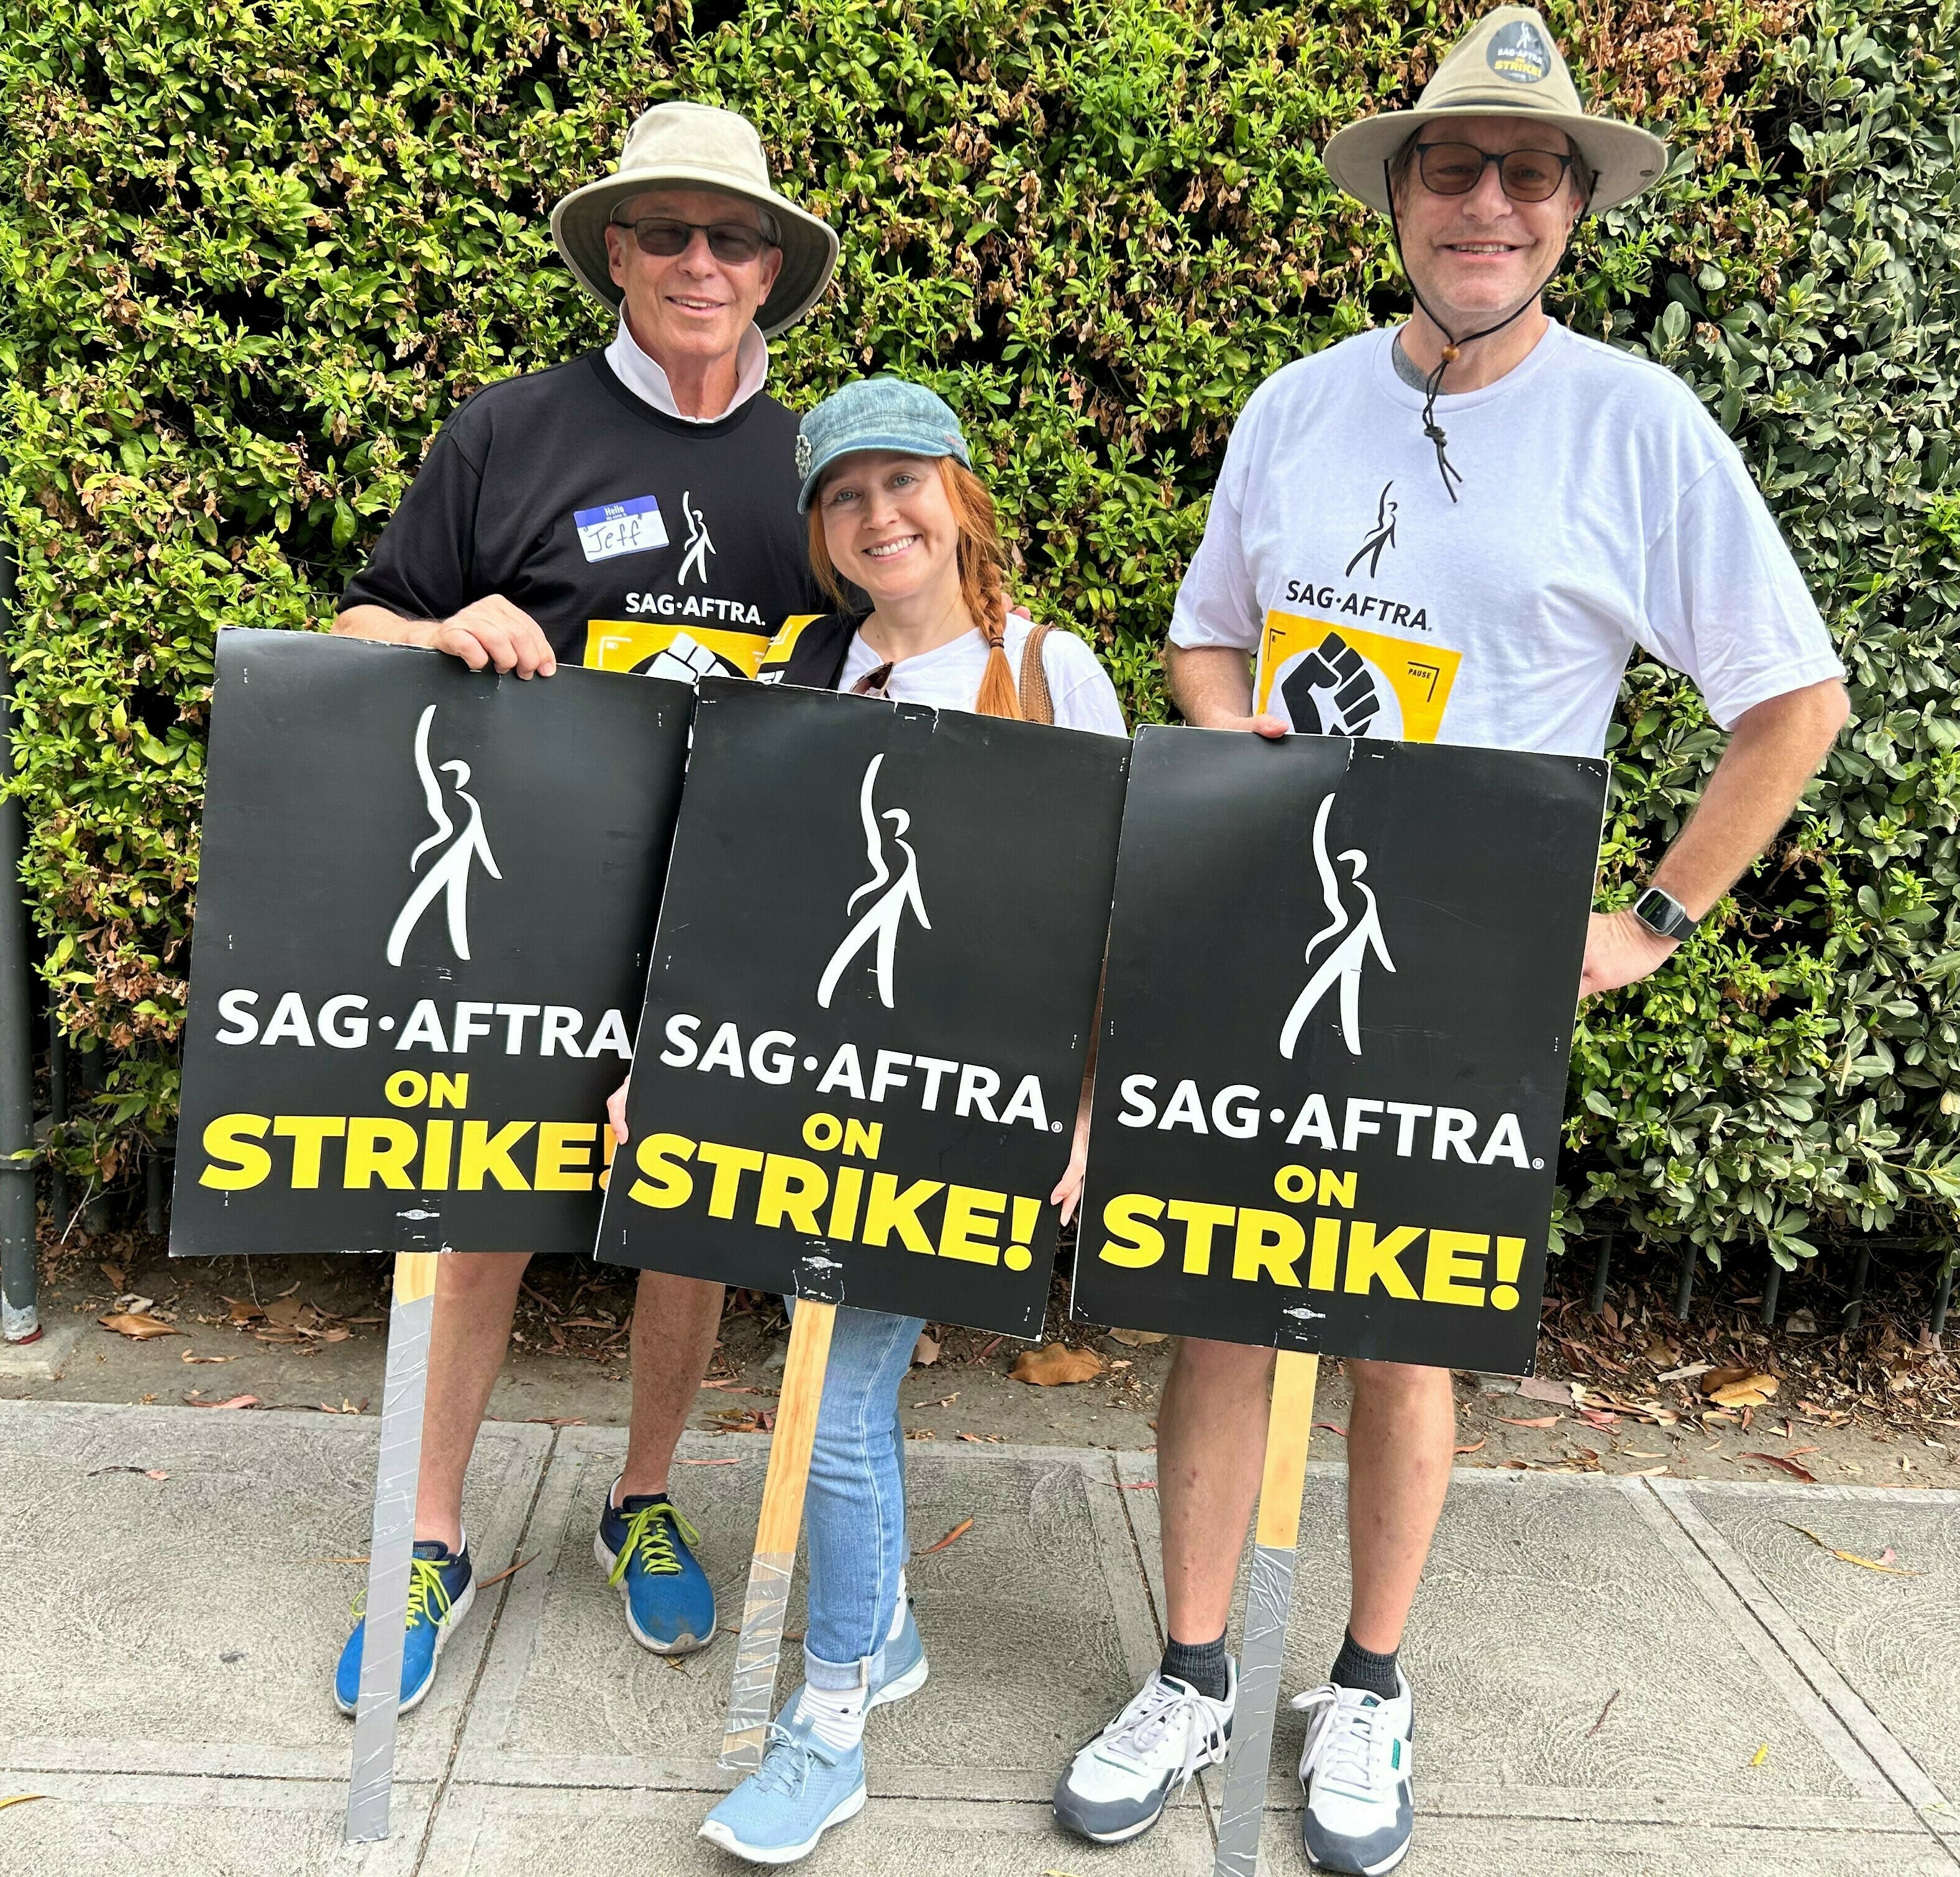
{"left": 1278, "top": 631, "right": 1387, "bottom": 737}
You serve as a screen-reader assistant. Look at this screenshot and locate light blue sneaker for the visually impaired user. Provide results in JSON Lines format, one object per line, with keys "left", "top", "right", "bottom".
{"left": 593, "top": 1478, "right": 716, "bottom": 1654}
{"left": 698, "top": 1709, "right": 867, "bottom": 1865}
{"left": 333, "top": 1540, "right": 475, "bottom": 1716}
{"left": 869, "top": 1599, "right": 928, "bottom": 1708}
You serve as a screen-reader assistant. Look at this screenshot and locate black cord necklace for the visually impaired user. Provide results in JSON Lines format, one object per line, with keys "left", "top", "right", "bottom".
{"left": 1382, "top": 157, "right": 1570, "bottom": 503}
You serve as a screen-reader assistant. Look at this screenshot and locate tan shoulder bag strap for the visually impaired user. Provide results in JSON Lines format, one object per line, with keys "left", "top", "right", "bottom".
{"left": 1016, "top": 623, "right": 1055, "bottom": 725}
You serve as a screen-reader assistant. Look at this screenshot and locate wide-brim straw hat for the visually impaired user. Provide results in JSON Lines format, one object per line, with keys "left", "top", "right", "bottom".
{"left": 551, "top": 102, "right": 839, "bottom": 339}
{"left": 1322, "top": 6, "right": 1669, "bottom": 215}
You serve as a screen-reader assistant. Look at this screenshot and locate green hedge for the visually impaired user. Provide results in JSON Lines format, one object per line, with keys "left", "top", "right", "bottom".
{"left": 0, "top": 0, "right": 1954, "bottom": 1265}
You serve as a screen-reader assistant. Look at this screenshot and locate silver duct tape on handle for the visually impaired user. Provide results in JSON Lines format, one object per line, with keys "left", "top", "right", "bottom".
{"left": 345, "top": 1265, "right": 437, "bottom": 1843}
{"left": 721, "top": 1549, "right": 796, "bottom": 1771}
{"left": 1213, "top": 1542, "right": 1298, "bottom": 1877}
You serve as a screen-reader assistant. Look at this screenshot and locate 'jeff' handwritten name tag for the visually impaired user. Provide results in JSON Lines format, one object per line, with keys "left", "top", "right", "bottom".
{"left": 575, "top": 496, "right": 668, "bottom": 563}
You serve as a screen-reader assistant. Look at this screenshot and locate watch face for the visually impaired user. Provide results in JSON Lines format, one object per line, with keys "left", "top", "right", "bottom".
{"left": 1636, "top": 889, "right": 1688, "bottom": 936}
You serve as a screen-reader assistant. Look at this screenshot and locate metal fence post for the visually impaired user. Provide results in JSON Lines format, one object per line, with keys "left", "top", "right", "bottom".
{"left": 0, "top": 510, "right": 39, "bottom": 1342}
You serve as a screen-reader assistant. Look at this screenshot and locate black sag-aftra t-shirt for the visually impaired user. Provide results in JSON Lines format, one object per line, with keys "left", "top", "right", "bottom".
{"left": 340, "top": 352, "right": 824, "bottom": 676}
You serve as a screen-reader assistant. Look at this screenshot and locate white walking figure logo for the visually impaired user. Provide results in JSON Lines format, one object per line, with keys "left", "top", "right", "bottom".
{"left": 816, "top": 754, "right": 931, "bottom": 1009}
{"left": 385, "top": 705, "right": 503, "bottom": 967}
{"left": 677, "top": 490, "right": 714, "bottom": 586}
{"left": 1278, "top": 794, "right": 1395, "bottom": 1058}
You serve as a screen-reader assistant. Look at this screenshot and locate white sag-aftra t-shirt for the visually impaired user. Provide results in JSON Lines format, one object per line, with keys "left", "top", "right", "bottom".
{"left": 838, "top": 614, "right": 1129, "bottom": 737}
{"left": 1169, "top": 322, "right": 1841, "bottom": 758}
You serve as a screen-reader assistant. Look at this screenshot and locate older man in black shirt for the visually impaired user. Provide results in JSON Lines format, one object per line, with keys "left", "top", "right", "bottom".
{"left": 330, "top": 102, "right": 837, "bottom": 1715}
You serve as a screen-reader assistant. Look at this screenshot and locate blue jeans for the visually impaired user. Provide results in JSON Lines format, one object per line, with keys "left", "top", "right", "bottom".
{"left": 786, "top": 1298, "right": 926, "bottom": 1694}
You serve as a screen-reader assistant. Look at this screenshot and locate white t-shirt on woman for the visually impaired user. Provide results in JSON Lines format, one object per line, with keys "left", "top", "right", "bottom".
{"left": 837, "top": 614, "right": 1129, "bottom": 736}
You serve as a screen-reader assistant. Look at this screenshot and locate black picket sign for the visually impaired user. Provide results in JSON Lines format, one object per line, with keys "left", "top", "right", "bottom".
{"left": 171, "top": 630, "right": 689, "bottom": 1255}
{"left": 1072, "top": 728, "right": 1606, "bottom": 1374}
{"left": 597, "top": 679, "right": 1129, "bottom": 1337}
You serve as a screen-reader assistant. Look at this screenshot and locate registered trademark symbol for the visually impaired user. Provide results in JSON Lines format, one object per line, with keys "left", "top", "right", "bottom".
{"left": 1532, "top": 1157, "right": 1544, "bottom": 1169}
{"left": 1051, "top": 1121, "right": 1064, "bottom": 1132}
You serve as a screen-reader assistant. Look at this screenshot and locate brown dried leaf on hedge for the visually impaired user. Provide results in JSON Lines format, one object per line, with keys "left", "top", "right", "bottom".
{"left": 1010, "top": 1344, "right": 1104, "bottom": 1386}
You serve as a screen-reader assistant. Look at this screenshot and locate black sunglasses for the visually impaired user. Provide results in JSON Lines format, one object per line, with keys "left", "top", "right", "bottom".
{"left": 608, "top": 216, "right": 777, "bottom": 264}
{"left": 1413, "top": 142, "right": 1579, "bottom": 204}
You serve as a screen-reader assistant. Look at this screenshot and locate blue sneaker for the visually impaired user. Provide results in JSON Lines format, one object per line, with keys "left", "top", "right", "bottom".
{"left": 333, "top": 1540, "right": 475, "bottom": 1716}
{"left": 593, "top": 1478, "right": 716, "bottom": 1655}
{"left": 869, "top": 1599, "right": 928, "bottom": 1708}
{"left": 698, "top": 1710, "right": 866, "bottom": 1865}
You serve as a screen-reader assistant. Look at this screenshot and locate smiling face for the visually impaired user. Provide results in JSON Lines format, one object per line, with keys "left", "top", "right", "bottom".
{"left": 1392, "top": 116, "right": 1585, "bottom": 328}
{"left": 603, "top": 185, "right": 783, "bottom": 374}
{"left": 816, "top": 451, "right": 963, "bottom": 609}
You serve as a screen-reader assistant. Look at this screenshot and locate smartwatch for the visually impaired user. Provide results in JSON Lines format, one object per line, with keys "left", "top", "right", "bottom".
{"left": 1631, "top": 886, "right": 1697, "bottom": 942}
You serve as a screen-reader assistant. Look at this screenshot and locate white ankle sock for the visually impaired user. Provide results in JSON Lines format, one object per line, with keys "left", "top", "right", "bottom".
{"left": 794, "top": 1679, "right": 868, "bottom": 1752}
{"left": 887, "top": 1571, "right": 909, "bottom": 1642}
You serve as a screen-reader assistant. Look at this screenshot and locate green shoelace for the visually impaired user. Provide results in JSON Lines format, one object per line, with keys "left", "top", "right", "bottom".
{"left": 350, "top": 1554, "right": 458, "bottom": 1633}
{"left": 608, "top": 1501, "right": 702, "bottom": 1586}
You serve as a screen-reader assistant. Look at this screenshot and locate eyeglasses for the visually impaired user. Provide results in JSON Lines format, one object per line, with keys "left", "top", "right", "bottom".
{"left": 1414, "top": 142, "right": 1578, "bottom": 204}
{"left": 608, "top": 216, "right": 776, "bottom": 264}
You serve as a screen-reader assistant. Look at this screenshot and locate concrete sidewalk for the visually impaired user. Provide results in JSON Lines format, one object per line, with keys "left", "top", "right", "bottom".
{"left": 1, "top": 1400, "right": 1954, "bottom": 1876}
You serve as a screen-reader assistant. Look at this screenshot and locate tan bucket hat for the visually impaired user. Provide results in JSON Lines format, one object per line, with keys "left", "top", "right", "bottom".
{"left": 1322, "top": 6, "right": 1668, "bottom": 214}
{"left": 550, "top": 102, "right": 840, "bottom": 338}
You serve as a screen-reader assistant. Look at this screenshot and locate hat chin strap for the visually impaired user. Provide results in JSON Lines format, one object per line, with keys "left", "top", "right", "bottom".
{"left": 1383, "top": 158, "right": 1572, "bottom": 503}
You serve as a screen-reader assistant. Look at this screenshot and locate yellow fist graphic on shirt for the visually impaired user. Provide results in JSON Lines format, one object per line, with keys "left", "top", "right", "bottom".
{"left": 1254, "top": 612, "right": 1461, "bottom": 744}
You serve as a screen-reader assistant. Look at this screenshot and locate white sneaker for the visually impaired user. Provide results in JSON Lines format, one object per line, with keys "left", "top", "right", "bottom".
{"left": 1052, "top": 1663, "right": 1235, "bottom": 1844}
{"left": 1293, "top": 1673, "right": 1415, "bottom": 1875}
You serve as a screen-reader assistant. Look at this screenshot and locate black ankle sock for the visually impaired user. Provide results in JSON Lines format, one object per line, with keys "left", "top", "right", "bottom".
{"left": 1160, "top": 1632, "right": 1229, "bottom": 1703}
{"left": 1329, "top": 1630, "right": 1400, "bottom": 1701}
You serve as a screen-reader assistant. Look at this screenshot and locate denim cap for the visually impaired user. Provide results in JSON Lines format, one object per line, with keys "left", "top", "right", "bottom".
{"left": 795, "top": 376, "right": 970, "bottom": 513}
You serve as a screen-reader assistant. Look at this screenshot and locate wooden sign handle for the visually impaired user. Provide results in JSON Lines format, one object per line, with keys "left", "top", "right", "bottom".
{"left": 721, "top": 1298, "right": 837, "bottom": 1770}
{"left": 1213, "top": 1349, "right": 1321, "bottom": 1877}
{"left": 345, "top": 1251, "right": 440, "bottom": 1843}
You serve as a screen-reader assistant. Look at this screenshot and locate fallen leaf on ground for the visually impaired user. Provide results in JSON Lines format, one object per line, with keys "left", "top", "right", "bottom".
{"left": 1626, "top": 1449, "right": 1669, "bottom": 1459}
{"left": 182, "top": 1394, "right": 260, "bottom": 1410}
{"left": 1315, "top": 1422, "right": 1348, "bottom": 1438}
{"left": 1656, "top": 1361, "right": 1713, "bottom": 1384}
{"left": 221, "top": 1296, "right": 262, "bottom": 1323}
{"left": 180, "top": 1350, "right": 235, "bottom": 1364}
{"left": 957, "top": 1432, "right": 1005, "bottom": 1443}
{"left": 1586, "top": 1689, "right": 1620, "bottom": 1737}
{"left": 914, "top": 1517, "right": 973, "bottom": 1557}
{"left": 1121, "top": 1480, "right": 1157, "bottom": 1490}
{"left": 99, "top": 1261, "right": 125, "bottom": 1289}
{"left": 1010, "top": 1344, "right": 1103, "bottom": 1386}
{"left": 1785, "top": 1525, "right": 1923, "bottom": 1575}
{"left": 262, "top": 1296, "right": 306, "bottom": 1327}
{"left": 911, "top": 1330, "right": 941, "bottom": 1366}
{"left": 1785, "top": 1309, "right": 1818, "bottom": 1334}
{"left": 1743, "top": 1452, "right": 1818, "bottom": 1484}
{"left": 88, "top": 1465, "right": 168, "bottom": 1480}
{"left": 0, "top": 1795, "right": 47, "bottom": 1812}
{"left": 99, "top": 1311, "right": 181, "bottom": 1340}
{"left": 473, "top": 1554, "right": 536, "bottom": 1593}
{"left": 1453, "top": 1438, "right": 1486, "bottom": 1455}
{"left": 698, "top": 1381, "right": 767, "bottom": 1394}
{"left": 1517, "top": 1375, "right": 1575, "bottom": 1405}
{"left": 911, "top": 1393, "right": 959, "bottom": 1408}
{"left": 1702, "top": 1369, "right": 1778, "bottom": 1407}
{"left": 1498, "top": 1414, "right": 1560, "bottom": 1429}
{"left": 674, "top": 1457, "right": 741, "bottom": 1466}
{"left": 1749, "top": 1744, "right": 1769, "bottom": 1768}
{"left": 1109, "top": 1327, "right": 1168, "bottom": 1347}
{"left": 521, "top": 1416, "right": 586, "bottom": 1427}
{"left": 905, "top": 1429, "right": 937, "bottom": 1440}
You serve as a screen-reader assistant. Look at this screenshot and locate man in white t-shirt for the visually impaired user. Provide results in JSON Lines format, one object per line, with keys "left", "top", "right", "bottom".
{"left": 1054, "top": 10, "right": 1847, "bottom": 1872}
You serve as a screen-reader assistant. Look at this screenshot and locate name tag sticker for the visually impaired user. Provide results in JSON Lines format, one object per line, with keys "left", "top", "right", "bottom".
{"left": 574, "top": 495, "right": 669, "bottom": 563}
